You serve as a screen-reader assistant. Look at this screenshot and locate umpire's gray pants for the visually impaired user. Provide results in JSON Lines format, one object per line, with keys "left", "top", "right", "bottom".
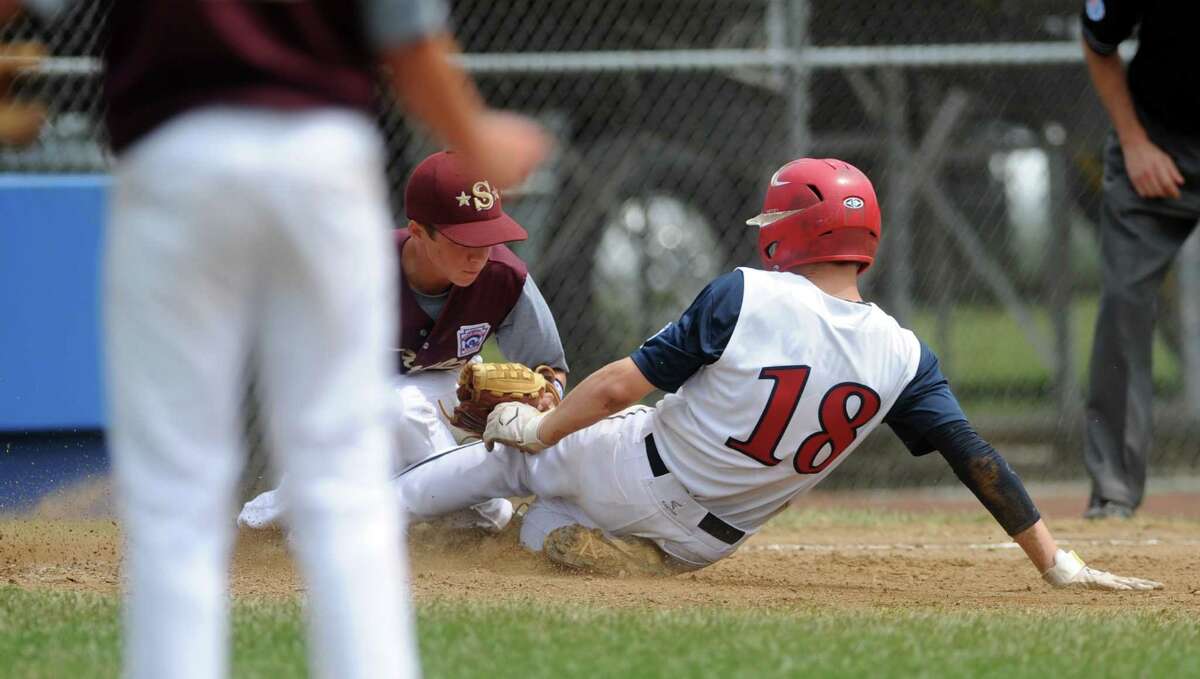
{"left": 1086, "top": 129, "right": 1200, "bottom": 509}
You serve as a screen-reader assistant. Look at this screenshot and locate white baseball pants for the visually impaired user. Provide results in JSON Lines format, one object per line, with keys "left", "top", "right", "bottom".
{"left": 391, "top": 360, "right": 479, "bottom": 466}
{"left": 238, "top": 363, "right": 511, "bottom": 532}
{"left": 396, "top": 406, "right": 749, "bottom": 568}
{"left": 105, "top": 107, "right": 417, "bottom": 679}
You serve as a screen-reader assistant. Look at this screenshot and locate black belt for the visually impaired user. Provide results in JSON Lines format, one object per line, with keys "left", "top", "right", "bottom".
{"left": 645, "top": 434, "right": 745, "bottom": 546}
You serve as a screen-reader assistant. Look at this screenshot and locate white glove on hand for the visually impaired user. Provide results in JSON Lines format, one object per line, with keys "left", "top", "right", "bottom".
{"left": 1042, "top": 549, "right": 1163, "bottom": 591}
{"left": 483, "top": 402, "right": 548, "bottom": 453}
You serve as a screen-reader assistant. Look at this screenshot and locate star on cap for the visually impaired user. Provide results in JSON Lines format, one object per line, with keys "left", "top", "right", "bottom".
{"left": 456, "top": 192, "right": 471, "bottom": 207}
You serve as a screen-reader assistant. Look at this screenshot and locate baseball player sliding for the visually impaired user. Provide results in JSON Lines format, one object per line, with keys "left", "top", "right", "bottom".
{"left": 396, "top": 159, "right": 1162, "bottom": 591}
{"left": 238, "top": 151, "right": 569, "bottom": 532}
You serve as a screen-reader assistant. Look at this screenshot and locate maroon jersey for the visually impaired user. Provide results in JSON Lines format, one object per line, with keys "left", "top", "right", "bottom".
{"left": 395, "top": 229, "right": 528, "bottom": 373}
{"left": 104, "top": 0, "right": 376, "bottom": 153}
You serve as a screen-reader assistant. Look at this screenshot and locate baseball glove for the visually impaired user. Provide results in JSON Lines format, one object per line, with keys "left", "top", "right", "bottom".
{"left": 0, "top": 42, "right": 46, "bottom": 146}
{"left": 440, "top": 362, "right": 561, "bottom": 438}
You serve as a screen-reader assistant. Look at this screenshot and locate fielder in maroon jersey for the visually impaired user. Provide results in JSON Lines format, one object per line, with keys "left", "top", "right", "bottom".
{"left": 239, "top": 151, "right": 570, "bottom": 534}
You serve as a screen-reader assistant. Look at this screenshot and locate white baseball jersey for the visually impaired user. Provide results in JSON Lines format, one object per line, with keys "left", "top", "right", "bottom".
{"left": 641, "top": 268, "right": 921, "bottom": 529}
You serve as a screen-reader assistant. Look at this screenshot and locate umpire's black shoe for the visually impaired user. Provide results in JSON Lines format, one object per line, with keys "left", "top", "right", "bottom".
{"left": 1083, "top": 501, "right": 1135, "bottom": 520}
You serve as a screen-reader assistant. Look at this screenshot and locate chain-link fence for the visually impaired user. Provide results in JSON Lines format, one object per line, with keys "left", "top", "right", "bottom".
{"left": 4, "top": 1, "right": 1199, "bottom": 490}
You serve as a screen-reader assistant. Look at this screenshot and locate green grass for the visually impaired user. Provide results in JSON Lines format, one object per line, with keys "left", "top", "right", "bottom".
{"left": 0, "top": 588, "right": 310, "bottom": 678}
{"left": 2, "top": 587, "right": 1197, "bottom": 678}
{"left": 0, "top": 588, "right": 120, "bottom": 678}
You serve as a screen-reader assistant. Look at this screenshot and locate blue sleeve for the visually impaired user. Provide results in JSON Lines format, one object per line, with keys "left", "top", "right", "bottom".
{"left": 885, "top": 341, "right": 967, "bottom": 456}
{"left": 21, "top": 0, "right": 74, "bottom": 19}
{"left": 363, "top": 0, "right": 448, "bottom": 49}
{"left": 629, "top": 270, "right": 744, "bottom": 393}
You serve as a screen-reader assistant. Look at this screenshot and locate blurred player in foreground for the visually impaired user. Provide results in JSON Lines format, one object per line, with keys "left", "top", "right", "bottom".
{"left": 396, "top": 159, "right": 1162, "bottom": 592}
{"left": 238, "top": 150, "right": 569, "bottom": 533}
{"left": 3, "top": 1, "right": 548, "bottom": 678}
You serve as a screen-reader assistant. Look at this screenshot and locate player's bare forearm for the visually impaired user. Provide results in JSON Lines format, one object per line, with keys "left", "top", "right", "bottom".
{"left": 1082, "top": 38, "right": 1183, "bottom": 198}
{"left": 382, "top": 35, "right": 548, "bottom": 188}
{"left": 1011, "top": 519, "right": 1058, "bottom": 573}
{"left": 382, "top": 35, "right": 487, "bottom": 154}
{"left": 538, "top": 358, "right": 654, "bottom": 446}
{"left": 1082, "top": 38, "right": 1146, "bottom": 146}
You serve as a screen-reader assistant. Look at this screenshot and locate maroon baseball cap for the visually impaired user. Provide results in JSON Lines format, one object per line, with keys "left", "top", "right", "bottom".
{"left": 404, "top": 151, "right": 528, "bottom": 247}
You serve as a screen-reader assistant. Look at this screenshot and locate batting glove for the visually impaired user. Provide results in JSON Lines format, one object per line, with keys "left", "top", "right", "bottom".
{"left": 1042, "top": 549, "right": 1163, "bottom": 591}
{"left": 484, "top": 402, "right": 548, "bottom": 453}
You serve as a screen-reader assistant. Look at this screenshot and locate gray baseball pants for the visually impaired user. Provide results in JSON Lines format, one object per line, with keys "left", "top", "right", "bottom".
{"left": 1085, "top": 129, "right": 1200, "bottom": 510}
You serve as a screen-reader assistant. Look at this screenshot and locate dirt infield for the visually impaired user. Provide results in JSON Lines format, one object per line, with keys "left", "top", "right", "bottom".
{"left": 3, "top": 478, "right": 1197, "bottom": 614}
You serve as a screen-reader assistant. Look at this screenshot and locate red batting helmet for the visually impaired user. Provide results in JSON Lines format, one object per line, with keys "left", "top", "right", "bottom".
{"left": 747, "top": 158, "right": 881, "bottom": 273}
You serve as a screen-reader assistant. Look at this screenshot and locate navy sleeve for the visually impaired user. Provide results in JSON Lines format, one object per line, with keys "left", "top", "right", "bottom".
{"left": 630, "top": 270, "right": 744, "bottom": 393}
{"left": 885, "top": 341, "right": 967, "bottom": 456}
{"left": 1081, "top": 0, "right": 1140, "bottom": 55}
{"left": 927, "top": 421, "right": 1041, "bottom": 537}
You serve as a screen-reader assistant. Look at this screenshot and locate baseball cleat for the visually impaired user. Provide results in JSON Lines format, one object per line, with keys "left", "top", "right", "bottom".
{"left": 440, "top": 498, "right": 514, "bottom": 534}
{"left": 471, "top": 497, "right": 515, "bottom": 533}
{"left": 543, "top": 525, "right": 677, "bottom": 577}
{"left": 1083, "top": 501, "right": 1134, "bottom": 520}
